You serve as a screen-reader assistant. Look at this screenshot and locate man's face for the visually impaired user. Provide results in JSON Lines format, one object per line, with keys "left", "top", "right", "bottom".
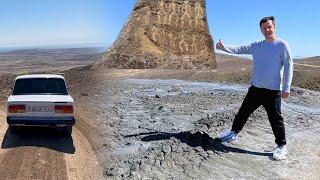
{"left": 260, "top": 20, "right": 275, "bottom": 39}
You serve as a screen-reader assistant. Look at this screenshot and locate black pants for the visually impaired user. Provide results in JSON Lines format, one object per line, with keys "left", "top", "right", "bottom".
{"left": 231, "top": 86, "right": 286, "bottom": 146}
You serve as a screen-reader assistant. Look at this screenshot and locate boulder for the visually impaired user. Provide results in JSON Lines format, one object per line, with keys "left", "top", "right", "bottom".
{"left": 93, "top": 0, "right": 216, "bottom": 69}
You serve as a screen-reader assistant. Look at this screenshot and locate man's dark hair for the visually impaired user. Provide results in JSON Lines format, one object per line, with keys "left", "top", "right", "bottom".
{"left": 260, "top": 16, "right": 275, "bottom": 27}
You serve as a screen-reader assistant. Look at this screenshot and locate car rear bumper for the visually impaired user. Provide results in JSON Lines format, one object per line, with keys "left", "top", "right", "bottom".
{"left": 7, "top": 116, "right": 75, "bottom": 126}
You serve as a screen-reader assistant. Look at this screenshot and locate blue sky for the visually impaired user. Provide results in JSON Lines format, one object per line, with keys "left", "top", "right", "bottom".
{"left": 0, "top": 0, "right": 319, "bottom": 57}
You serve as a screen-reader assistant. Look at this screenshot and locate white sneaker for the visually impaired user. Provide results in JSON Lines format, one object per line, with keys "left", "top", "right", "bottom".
{"left": 273, "top": 145, "right": 288, "bottom": 160}
{"left": 219, "top": 129, "right": 237, "bottom": 143}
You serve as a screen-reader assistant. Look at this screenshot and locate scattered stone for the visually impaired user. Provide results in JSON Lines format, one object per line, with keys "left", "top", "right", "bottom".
{"left": 168, "top": 86, "right": 181, "bottom": 92}
{"left": 158, "top": 106, "right": 164, "bottom": 110}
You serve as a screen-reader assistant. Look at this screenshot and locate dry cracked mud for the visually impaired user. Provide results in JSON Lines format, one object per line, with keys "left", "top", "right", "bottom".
{"left": 64, "top": 68, "right": 320, "bottom": 179}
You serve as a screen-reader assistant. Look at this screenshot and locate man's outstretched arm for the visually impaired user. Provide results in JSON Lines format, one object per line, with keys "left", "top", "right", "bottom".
{"left": 281, "top": 42, "right": 293, "bottom": 99}
{"left": 216, "top": 39, "right": 252, "bottom": 55}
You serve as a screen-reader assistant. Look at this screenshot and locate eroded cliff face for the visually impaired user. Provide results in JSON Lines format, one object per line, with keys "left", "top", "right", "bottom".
{"left": 93, "top": 0, "right": 216, "bottom": 69}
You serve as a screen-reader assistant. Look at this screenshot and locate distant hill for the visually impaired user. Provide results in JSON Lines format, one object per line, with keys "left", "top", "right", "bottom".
{"left": 0, "top": 47, "right": 105, "bottom": 56}
{"left": 216, "top": 53, "right": 320, "bottom": 70}
{"left": 296, "top": 56, "right": 320, "bottom": 66}
{"left": 0, "top": 47, "right": 104, "bottom": 74}
{"left": 214, "top": 53, "right": 251, "bottom": 71}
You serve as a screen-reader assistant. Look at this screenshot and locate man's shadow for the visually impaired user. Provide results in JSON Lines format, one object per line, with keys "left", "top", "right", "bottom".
{"left": 125, "top": 131, "right": 272, "bottom": 157}
{"left": 1, "top": 127, "right": 75, "bottom": 154}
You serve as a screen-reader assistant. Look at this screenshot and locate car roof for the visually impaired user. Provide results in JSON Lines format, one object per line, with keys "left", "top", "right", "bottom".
{"left": 15, "top": 74, "right": 65, "bottom": 80}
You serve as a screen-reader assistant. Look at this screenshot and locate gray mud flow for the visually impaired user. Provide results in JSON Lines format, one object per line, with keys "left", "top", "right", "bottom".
{"left": 92, "top": 78, "right": 320, "bottom": 179}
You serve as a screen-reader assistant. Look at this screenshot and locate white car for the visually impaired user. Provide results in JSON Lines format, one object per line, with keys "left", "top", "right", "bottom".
{"left": 7, "top": 74, "right": 75, "bottom": 136}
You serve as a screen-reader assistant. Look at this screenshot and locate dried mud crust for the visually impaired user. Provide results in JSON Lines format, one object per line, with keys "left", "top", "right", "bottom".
{"left": 63, "top": 68, "right": 320, "bottom": 179}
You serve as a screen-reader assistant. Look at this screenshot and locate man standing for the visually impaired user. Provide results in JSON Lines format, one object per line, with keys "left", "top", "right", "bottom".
{"left": 216, "top": 16, "right": 293, "bottom": 160}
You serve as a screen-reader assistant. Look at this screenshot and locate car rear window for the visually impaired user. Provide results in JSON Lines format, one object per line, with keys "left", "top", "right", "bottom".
{"left": 13, "top": 78, "right": 68, "bottom": 95}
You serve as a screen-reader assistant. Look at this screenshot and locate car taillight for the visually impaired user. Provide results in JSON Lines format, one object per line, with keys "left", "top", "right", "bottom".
{"left": 8, "top": 105, "right": 26, "bottom": 113}
{"left": 55, "top": 105, "right": 73, "bottom": 113}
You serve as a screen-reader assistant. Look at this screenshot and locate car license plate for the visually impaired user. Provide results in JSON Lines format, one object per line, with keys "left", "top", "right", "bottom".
{"left": 27, "top": 105, "right": 54, "bottom": 113}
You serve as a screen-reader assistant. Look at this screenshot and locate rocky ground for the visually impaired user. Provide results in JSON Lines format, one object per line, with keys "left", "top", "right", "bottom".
{"left": 0, "top": 52, "right": 319, "bottom": 179}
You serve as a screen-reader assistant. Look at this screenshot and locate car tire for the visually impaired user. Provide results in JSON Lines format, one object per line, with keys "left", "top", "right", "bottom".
{"left": 9, "top": 125, "right": 19, "bottom": 134}
{"left": 64, "top": 126, "right": 73, "bottom": 137}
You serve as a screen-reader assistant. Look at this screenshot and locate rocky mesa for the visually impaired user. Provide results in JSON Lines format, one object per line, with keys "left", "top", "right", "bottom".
{"left": 93, "top": 0, "right": 216, "bottom": 69}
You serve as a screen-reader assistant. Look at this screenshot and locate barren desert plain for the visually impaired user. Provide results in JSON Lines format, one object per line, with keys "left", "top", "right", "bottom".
{"left": 0, "top": 49, "right": 319, "bottom": 179}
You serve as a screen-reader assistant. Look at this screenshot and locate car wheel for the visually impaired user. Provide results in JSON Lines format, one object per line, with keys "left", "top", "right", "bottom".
{"left": 9, "top": 125, "right": 19, "bottom": 134}
{"left": 64, "top": 126, "right": 73, "bottom": 137}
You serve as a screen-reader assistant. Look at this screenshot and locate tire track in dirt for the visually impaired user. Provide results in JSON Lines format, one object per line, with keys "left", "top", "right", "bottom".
{"left": 0, "top": 104, "right": 103, "bottom": 180}
{"left": 0, "top": 146, "right": 67, "bottom": 180}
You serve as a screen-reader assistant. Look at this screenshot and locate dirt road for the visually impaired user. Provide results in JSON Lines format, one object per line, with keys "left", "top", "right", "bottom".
{"left": 0, "top": 104, "right": 103, "bottom": 180}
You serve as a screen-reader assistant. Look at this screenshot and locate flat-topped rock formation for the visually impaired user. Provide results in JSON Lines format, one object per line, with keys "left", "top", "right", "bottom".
{"left": 93, "top": 0, "right": 216, "bottom": 69}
